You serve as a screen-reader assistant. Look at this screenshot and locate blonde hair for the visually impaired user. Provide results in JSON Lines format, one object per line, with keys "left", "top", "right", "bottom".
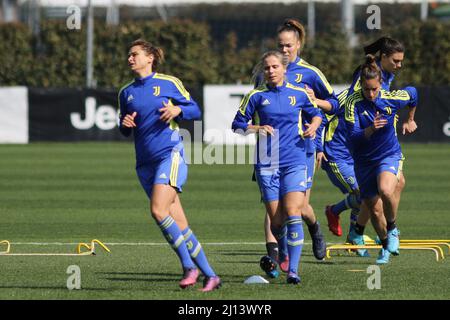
{"left": 251, "top": 50, "right": 289, "bottom": 85}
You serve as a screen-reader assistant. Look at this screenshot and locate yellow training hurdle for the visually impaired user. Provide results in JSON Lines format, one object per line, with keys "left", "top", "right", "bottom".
{"left": 0, "top": 239, "right": 110, "bottom": 256}
{"left": 76, "top": 239, "right": 111, "bottom": 255}
{"left": 326, "top": 239, "right": 450, "bottom": 262}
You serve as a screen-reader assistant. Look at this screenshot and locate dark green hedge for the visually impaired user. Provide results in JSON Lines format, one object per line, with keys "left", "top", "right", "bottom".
{"left": 0, "top": 20, "right": 219, "bottom": 89}
{"left": 0, "top": 19, "right": 448, "bottom": 89}
{"left": 356, "top": 19, "right": 450, "bottom": 87}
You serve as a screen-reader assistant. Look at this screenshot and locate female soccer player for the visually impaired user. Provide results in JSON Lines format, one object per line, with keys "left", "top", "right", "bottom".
{"left": 232, "top": 50, "right": 323, "bottom": 283}
{"left": 257, "top": 19, "right": 337, "bottom": 275}
{"left": 323, "top": 37, "right": 410, "bottom": 256}
{"left": 118, "top": 39, "right": 221, "bottom": 291}
{"left": 344, "top": 54, "right": 417, "bottom": 264}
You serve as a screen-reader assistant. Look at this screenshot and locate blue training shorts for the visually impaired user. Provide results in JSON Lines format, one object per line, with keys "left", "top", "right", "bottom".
{"left": 322, "top": 159, "right": 359, "bottom": 194}
{"left": 136, "top": 151, "right": 188, "bottom": 199}
{"left": 355, "top": 154, "right": 404, "bottom": 200}
{"left": 255, "top": 164, "right": 308, "bottom": 202}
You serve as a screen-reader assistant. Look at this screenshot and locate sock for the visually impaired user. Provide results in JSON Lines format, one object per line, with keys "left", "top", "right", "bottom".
{"left": 286, "top": 216, "right": 304, "bottom": 274}
{"left": 270, "top": 224, "right": 288, "bottom": 262}
{"left": 181, "top": 227, "right": 216, "bottom": 277}
{"left": 331, "top": 199, "right": 349, "bottom": 215}
{"left": 157, "top": 216, "right": 196, "bottom": 270}
{"left": 307, "top": 220, "right": 319, "bottom": 236}
{"left": 380, "top": 237, "right": 388, "bottom": 249}
{"left": 349, "top": 208, "right": 360, "bottom": 228}
{"left": 347, "top": 193, "right": 361, "bottom": 209}
{"left": 387, "top": 220, "right": 397, "bottom": 231}
{"left": 354, "top": 223, "right": 365, "bottom": 235}
{"left": 331, "top": 193, "right": 360, "bottom": 215}
{"left": 266, "top": 242, "right": 279, "bottom": 261}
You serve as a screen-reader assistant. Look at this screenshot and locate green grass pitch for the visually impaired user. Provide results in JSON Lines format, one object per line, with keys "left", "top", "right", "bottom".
{"left": 0, "top": 142, "right": 449, "bottom": 300}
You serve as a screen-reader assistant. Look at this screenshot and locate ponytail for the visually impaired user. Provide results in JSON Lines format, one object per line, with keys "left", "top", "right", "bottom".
{"left": 150, "top": 46, "right": 165, "bottom": 71}
{"left": 277, "top": 18, "right": 306, "bottom": 49}
{"left": 360, "top": 54, "right": 381, "bottom": 83}
{"left": 364, "top": 36, "right": 404, "bottom": 58}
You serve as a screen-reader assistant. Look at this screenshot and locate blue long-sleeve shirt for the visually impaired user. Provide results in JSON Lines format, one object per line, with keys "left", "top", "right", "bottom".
{"left": 254, "top": 57, "right": 338, "bottom": 155}
{"left": 345, "top": 87, "right": 418, "bottom": 165}
{"left": 232, "top": 81, "right": 322, "bottom": 169}
{"left": 320, "top": 89, "right": 353, "bottom": 161}
{"left": 118, "top": 72, "right": 201, "bottom": 167}
{"left": 322, "top": 61, "right": 396, "bottom": 161}
{"left": 287, "top": 57, "right": 339, "bottom": 154}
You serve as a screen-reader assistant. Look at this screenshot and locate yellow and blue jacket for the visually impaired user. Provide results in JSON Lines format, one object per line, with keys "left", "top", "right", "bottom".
{"left": 118, "top": 72, "right": 200, "bottom": 167}
{"left": 232, "top": 81, "right": 322, "bottom": 169}
{"left": 345, "top": 87, "right": 417, "bottom": 164}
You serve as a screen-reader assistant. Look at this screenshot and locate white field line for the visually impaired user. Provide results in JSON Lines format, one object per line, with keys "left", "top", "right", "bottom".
{"left": 6, "top": 241, "right": 320, "bottom": 246}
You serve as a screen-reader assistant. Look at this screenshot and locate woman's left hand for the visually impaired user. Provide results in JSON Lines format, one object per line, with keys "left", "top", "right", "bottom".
{"left": 303, "top": 122, "right": 318, "bottom": 139}
{"left": 402, "top": 119, "right": 417, "bottom": 135}
{"left": 159, "top": 101, "right": 182, "bottom": 123}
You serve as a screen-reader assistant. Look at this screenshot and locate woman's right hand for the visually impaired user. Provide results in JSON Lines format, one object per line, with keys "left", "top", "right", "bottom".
{"left": 316, "top": 152, "right": 328, "bottom": 170}
{"left": 122, "top": 112, "right": 137, "bottom": 128}
{"left": 246, "top": 124, "right": 274, "bottom": 136}
{"left": 372, "top": 111, "right": 388, "bottom": 130}
{"left": 257, "top": 125, "right": 274, "bottom": 136}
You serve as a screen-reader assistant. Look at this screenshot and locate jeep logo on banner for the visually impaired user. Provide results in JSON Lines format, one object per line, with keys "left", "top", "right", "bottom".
{"left": 70, "top": 97, "right": 117, "bottom": 130}
{"left": 28, "top": 88, "right": 130, "bottom": 142}
{"left": 16, "top": 86, "right": 450, "bottom": 142}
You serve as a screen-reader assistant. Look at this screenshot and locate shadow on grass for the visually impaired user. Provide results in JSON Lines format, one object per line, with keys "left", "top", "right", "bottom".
{"left": 98, "top": 271, "right": 178, "bottom": 283}
{"left": 0, "top": 285, "right": 110, "bottom": 291}
{"left": 217, "top": 251, "right": 263, "bottom": 256}
{"left": 217, "top": 260, "right": 258, "bottom": 264}
{"left": 103, "top": 277, "right": 177, "bottom": 283}
{"left": 305, "top": 259, "right": 372, "bottom": 265}
{"left": 98, "top": 271, "right": 243, "bottom": 286}
{"left": 98, "top": 271, "right": 177, "bottom": 276}
{"left": 301, "top": 260, "right": 336, "bottom": 265}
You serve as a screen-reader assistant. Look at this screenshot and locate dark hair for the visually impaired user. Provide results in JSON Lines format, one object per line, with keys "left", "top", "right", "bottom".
{"left": 277, "top": 18, "right": 306, "bottom": 49}
{"left": 128, "top": 39, "right": 165, "bottom": 71}
{"left": 363, "top": 36, "right": 404, "bottom": 58}
{"left": 360, "top": 54, "right": 382, "bottom": 83}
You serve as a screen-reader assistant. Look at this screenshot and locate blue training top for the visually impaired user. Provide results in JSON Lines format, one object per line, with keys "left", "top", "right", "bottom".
{"left": 118, "top": 72, "right": 201, "bottom": 167}
{"left": 286, "top": 57, "right": 339, "bottom": 154}
{"left": 254, "top": 57, "right": 339, "bottom": 155}
{"left": 232, "top": 81, "right": 322, "bottom": 169}
{"left": 321, "top": 61, "right": 396, "bottom": 162}
{"left": 344, "top": 87, "right": 418, "bottom": 165}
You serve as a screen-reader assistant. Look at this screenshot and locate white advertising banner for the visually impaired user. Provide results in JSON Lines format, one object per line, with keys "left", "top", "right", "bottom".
{"left": 203, "top": 84, "right": 350, "bottom": 145}
{"left": 203, "top": 84, "right": 255, "bottom": 145}
{"left": 0, "top": 87, "right": 28, "bottom": 144}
